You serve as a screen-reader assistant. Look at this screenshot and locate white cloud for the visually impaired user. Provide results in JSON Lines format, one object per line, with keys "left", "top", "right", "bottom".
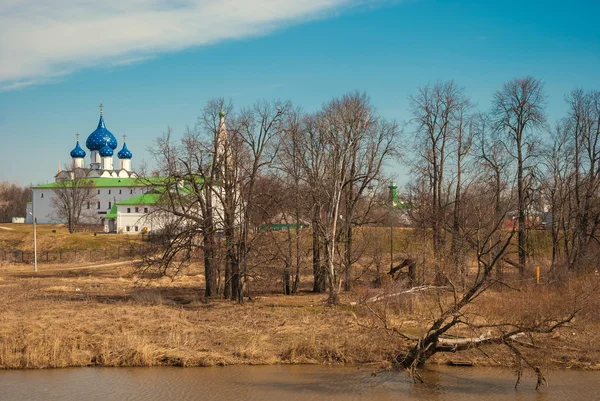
{"left": 0, "top": 0, "right": 367, "bottom": 90}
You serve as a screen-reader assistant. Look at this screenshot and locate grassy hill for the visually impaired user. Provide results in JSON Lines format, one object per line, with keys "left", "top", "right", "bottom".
{"left": 0, "top": 223, "right": 139, "bottom": 253}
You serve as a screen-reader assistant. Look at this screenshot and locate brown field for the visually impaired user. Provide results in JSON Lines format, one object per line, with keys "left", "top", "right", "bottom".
{"left": 0, "top": 261, "right": 391, "bottom": 369}
{"left": 1, "top": 259, "right": 599, "bottom": 371}
{"left": 1, "top": 223, "right": 599, "bottom": 371}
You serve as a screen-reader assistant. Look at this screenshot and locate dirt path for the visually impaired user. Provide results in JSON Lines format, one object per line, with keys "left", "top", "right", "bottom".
{"left": 0, "top": 260, "right": 139, "bottom": 275}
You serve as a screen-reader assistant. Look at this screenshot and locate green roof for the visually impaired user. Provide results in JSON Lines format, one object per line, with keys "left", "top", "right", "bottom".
{"left": 104, "top": 204, "right": 118, "bottom": 219}
{"left": 116, "top": 192, "right": 162, "bottom": 206}
{"left": 33, "top": 177, "right": 164, "bottom": 189}
{"left": 103, "top": 193, "right": 162, "bottom": 220}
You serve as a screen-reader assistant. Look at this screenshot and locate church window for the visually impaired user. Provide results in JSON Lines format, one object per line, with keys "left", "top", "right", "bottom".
{"left": 144, "top": 207, "right": 148, "bottom": 213}
{"left": 126, "top": 226, "right": 130, "bottom": 232}
{"left": 130, "top": 189, "right": 133, "bottom": 194}
{"left": 40, "top": 193, "right": 43, "bottom": 198}
{"left": 97, "top": 190, "right": 100, "bottom": 194}
{"left": 119, "top": 190, "right": 122, "bottom": 194}
{"left": 127, "top": 208, "right": 131, "bottom": 213}
{"left": 87, "top": 202, "right": 90, "bottom": 209}
{"left": 108, "top": 190, "right": 111, "bottom": 194}
{"left": 135, "top": 207, "right": 139, "bottom": 213}
{"left": 108, "top": 202, "right": 112, "bottom": 209}
{"left": 97, "top": 202, "right": 101, "bottom": 209}
{"left": 135, "top": 226, "right": 139, "bottom": 232}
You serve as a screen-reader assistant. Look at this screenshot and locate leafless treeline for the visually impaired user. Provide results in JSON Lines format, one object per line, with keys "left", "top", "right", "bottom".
{"left": 0, "top": 182, "right": 31, "bottom": 223}
{"left": 142, "top": 78, "right": 600, "bottom": 304}
{"left": 143, "top": 92, "right": 398, "bottom": 303}
{"left": 407, "top": 77, "right": 600, "bottom": 284}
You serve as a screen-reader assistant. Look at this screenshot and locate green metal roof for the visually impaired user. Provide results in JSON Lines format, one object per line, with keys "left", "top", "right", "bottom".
{"left": 103, "top": 193, "right": 161, "bottom": 219}
{"left": 33, "top": 177, "right": 164, "bottom": 189}
{"left": 116, "top": 193, "right": 162, "bottom": 206}
{"left": 104, "top": 204, "right": 118, "bottom": 219}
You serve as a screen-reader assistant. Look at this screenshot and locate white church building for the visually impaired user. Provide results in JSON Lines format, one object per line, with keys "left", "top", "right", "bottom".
{"left": 28, "top": 106, "right": 162, "bottom": 233}
{"left": 29, "top": 105, "right": 230, "bottom": 235}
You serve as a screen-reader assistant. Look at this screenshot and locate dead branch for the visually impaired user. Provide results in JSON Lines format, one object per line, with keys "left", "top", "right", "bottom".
{"left": 364, "top": 285, "right": 451, "bottom": 304}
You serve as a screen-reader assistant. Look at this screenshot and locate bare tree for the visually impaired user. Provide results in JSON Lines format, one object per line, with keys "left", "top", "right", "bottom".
{"left": 563, "top": 89, "right": 600, "bottom": 271}
{"left": 142, "top": 99, "right": 233, "bottom": 297}
{"left": 297, "top": 105, "right": 349, "bottom": 303}
{"left": 448, "top": 95, "right": 474, "bottom": 287}
{"left": 540, "top": 121, "right": 572, "bottom": 266}
{"left": 477, "top": 114, "right": 512, "bottom": 280}
{"left": 365, "top": 181, "right": 578, "bottom": 389}
{"left": 408, "top": 81, "right": 471, "bottom": 281}
{"left": 230, "top": 99, "right": 291, "bottom": 302}
{"left": 338, "top": 92, "right": 399, "bottom": 291}
{"left": 294, "top": 92, "right": 398, "bottom": 303}
{"left": 50, "top": 166, "right": 97, "bottom": 233}
{"left": 276, "top": 108, "right": 312, "bottom": 294}
{"left": 491, "top": 77, "right": 546, "bottom": 275}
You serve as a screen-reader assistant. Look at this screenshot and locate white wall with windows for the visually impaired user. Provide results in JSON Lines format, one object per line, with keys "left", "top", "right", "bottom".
{"left": 31, "top": 185, "right": 145, "bottom": 225}
{"left": 104, "top": 204, "right": 169, "bottom": 234}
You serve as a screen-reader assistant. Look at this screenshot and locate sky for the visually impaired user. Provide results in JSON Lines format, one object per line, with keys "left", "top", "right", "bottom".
{"left": 0, "top": 0, "right": 599, "bottom": 186}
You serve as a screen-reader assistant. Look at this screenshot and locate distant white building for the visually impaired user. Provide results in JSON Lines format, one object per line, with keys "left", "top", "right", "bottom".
{"left": 29, "top": 105, "right": 230, "bottom": 234}
{"left": 29, "top": 105, "right": 152, "bottom": 230}
{"left": 103, "top": 192, "right": 164, "bottom": 234}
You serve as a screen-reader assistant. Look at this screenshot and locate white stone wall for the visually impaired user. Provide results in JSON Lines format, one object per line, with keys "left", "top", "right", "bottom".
{"left": 31, "top": 185, "right": 144, "bottom": 224}
{"left": 73, "top": 158, "right": 84, "bottom": 168}
{"left": 120, "top": 159, "right": 131, "bottom": 171}
{"left": 106, "top": 191, "right": 227, "bottom": 234}
{"left": 111, "top": 205, "right": 169, "bottom": 234}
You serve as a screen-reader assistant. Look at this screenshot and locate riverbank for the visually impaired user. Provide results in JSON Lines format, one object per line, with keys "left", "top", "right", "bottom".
{"left": 1, "top": 262, "right": 599, "bottom": 371}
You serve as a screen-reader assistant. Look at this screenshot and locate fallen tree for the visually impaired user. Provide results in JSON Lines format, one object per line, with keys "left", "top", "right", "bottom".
{"left": 362, "top": 203, "right": 581, "bottom": 389}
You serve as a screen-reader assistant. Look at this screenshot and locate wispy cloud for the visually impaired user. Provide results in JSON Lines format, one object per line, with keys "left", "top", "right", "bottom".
{"left": 0, "top": 0, "right": 370, "bottom": 90}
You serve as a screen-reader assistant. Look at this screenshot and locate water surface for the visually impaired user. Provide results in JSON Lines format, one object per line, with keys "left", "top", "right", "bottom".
{"left": 1, "top": 365, "right": 598, "bottom": 401}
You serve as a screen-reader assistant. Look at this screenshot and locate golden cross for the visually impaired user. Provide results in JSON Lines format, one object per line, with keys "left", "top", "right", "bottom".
{"left": 99, "top": 103, "right": 104, "bottom": 115}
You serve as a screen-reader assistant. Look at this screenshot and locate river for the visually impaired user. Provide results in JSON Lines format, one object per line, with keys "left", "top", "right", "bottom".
{"left": 1, "top": 365, "right": 598, "bottom": 401}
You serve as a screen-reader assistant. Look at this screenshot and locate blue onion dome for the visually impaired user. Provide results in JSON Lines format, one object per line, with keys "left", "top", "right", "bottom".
{"left": 86, "top": 114, "right": 118, "bottom": 151}
{"left": 99, "top": 144, "right": 114, "bottom": 157}
{"left": 118, "top": 142, "right": 132, "bottom": 159}
{"left": 70, "top": 141, "right": 86, "bottom": 158}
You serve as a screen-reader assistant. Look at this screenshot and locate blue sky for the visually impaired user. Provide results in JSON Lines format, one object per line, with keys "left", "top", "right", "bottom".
{"left": 1, "top": 0, "right": 599, "bottom": 186}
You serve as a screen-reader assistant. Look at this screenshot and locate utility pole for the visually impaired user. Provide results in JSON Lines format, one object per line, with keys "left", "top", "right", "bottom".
{"left": 33, "top": 217, "right": 37, "bottom": 273}
{"left": 30, "top": 212, "right": 38, "bottom": 273}
{"left": 389, "top": 182, "right": 398, "bottom": 272}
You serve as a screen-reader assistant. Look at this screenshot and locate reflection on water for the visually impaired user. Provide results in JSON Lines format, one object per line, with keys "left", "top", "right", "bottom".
{"left": 1, "top": 365, "right": 598, "bottom": 401}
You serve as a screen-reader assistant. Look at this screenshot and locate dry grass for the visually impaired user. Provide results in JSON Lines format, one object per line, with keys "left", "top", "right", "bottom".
{"left": 0, "top": 262, "right": 391, "bottom": 370}
{"left": 0, "top": 249, "right": 599, "bottom": 371}
{"left": 0, "top": 223, "right": 142, "bottom": 253}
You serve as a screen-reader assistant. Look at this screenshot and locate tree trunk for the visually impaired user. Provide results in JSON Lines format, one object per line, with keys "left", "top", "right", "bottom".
{"left": 517, "top": 145, "right": 526, "bottom": 278}
{"left": 203, "top": 230, "right": 217, "bottom": 297}
{"left": 284, "top": 226, "right": 292, "bottom": 295}
{"left": 344, "top": 223, "right": 353, "bottom": 291}
{"left": 312, "top": 208, "right": 326, "bottom": 293}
